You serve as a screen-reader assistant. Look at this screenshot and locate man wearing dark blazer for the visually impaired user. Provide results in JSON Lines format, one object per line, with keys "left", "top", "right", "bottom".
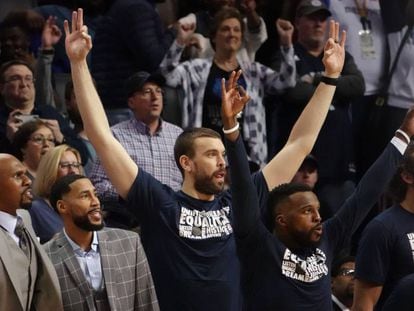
{"left": 44, "top": 174, "right": 159, "bottom": 311}
{"left": 0, "top": 153, "right": 63, "bottom": 311}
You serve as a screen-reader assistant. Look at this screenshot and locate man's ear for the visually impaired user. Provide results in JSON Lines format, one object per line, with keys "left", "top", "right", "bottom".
{"left": 56, "top": 199, "right": 67, "bottom": 214}
{"left": 179, "top": 155, "right": 192, "bottom": 174}
{"left": 127, "top": 97, "right": 134, "bottom": 110}
{"left": 276, "top": 214, "right": 287, "bottom": 227}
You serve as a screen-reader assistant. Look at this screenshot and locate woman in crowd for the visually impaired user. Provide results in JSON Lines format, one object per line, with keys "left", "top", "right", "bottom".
{"left": 30, "top": 144, "right": 83, "bottom": 243}
{"left": 160, "top": 6, "right": 295, "bottom": 168}
{"left": 12, "top": 119, "right": 56, "bottom": 180}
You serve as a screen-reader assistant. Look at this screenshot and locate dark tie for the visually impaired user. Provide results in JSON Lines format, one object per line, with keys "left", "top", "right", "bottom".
{"left": 14, "top": 217, "right": 30, "bottom": 259}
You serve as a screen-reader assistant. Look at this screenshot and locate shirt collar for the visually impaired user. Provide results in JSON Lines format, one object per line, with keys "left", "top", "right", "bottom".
{"left": 131, "top": 117, "right": 163, "bottom": 135}
{"left": 0, "top": 210, "right": 18, "bottom": 234}
{"left": 64, "top": 229, "right": 99, "bottom": 253}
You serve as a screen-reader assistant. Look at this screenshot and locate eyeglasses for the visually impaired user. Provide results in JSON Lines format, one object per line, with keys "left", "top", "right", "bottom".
{"left": 4, "top": 75, "right": 36, "bottom": 84}
{"left": 139, "top": 87, "right": 164, "bottom": 97}
{"left": 59, "top": 162, "right": 82, "bottom": 170}
{"left": 338, "top": 269, "right": 355, "bottom": 277}
{"left": 30, "top": 135, "right": 56, "bottom": 145}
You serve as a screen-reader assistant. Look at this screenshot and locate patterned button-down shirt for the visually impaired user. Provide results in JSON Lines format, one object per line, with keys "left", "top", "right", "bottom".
{"left": 160, "top": 40, "right": 296, "bottom": 166}
{"left": 64, "top": 230, "right": 103, "bottom": 291}
{"left": 90, "top": 118, "right": 183, "bottom": 202}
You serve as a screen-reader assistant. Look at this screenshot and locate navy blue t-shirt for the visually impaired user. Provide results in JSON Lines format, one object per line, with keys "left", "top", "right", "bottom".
{"left": 233, "top": 143, "right": 402, "bottom": 310}
{"left": 127, "top": 169, "right": 242, "bottom": 311}
{"left": 355, "top": 205, "right": 414, "bottom": 310}
{"left": 382, "top": 273, "right": 414, "bottom": 311}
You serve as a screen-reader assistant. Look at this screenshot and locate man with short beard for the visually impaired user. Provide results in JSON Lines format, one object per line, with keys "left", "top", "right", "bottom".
{"left": 0, "top": 153, "right": 63, "bottom": 311}
{"left": 44, "top": 174, "right": 159, "bottom": 311}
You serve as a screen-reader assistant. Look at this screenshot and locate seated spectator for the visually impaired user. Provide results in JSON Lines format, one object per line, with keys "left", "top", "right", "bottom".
{"left": 161, "top": 6, "right": 295, "bottom": 168}
{"left": 0, "top": 59, "right": 89, "bottom": 162}
{"left": 331, "top": 255, "right": 355, "bottom": 311}
{"left": 353, "top": 138, "right": 414, "bottom": 310}
{"left": 179, "top": 0, "right": 267, "bottom": 61}
{"left": 89, "top": 71, "right": 182, "bottom": 229}
{"left": 30, "top": 144, "right": 83, "bottom": 243}
{"left": 44, "top": 174, "right": 159, "bottom": 310}
{"left": 12, "top": 119, "right": 55, "bottom": 180}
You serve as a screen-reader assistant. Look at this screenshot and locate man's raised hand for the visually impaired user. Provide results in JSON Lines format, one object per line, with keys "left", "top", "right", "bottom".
{"left": 64, "top": 8, "right": 92, "bottom": 62}
{"left": 221, "top": 70, "right": 250, "bottom": 122}
{"left": 322, "top": 20, "right": 346, "bottom": 78}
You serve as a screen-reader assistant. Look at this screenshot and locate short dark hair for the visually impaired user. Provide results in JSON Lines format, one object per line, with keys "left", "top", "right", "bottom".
{"left": 331, "top": 254, "right": 355, "bottom": 277}
{"left": 0, "top": 59, "right": 34, "bottom": 82}
{"left": 210, "top": 7, "right": 245, "bottom": 48}
{"left": 50, "top": 174, "right": 88, "bottom": 213}
{"left": 267, "top": 183, "right": 314, "bottom": 228}
{"left": 174, "top": 127, "right": 222, "bottom": 176}
{"left": 12, "top": 119, "right": 52, "bottom": 160}
{"left": 388, "top": 143, "right": 414, "bottom": 203}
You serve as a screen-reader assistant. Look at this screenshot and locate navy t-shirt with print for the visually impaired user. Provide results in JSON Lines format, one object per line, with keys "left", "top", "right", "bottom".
{"left": 127, "top": 169, "right": 241, "bottom": 311}
{"left": 234, "top": 143, "right": 401, "bottom": 310}
{"left": 355, "top": 205, "right": 414, "bottom": 310}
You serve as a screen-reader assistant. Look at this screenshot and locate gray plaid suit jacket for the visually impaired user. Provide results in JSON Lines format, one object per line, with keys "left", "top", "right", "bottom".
{"left": 44, "top": 227, "right": 159, "bottom": 311}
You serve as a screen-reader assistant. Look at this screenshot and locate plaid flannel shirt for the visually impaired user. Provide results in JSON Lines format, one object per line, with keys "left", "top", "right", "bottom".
{"left": 160, "top": 40, "right": 296, "bottom": 166}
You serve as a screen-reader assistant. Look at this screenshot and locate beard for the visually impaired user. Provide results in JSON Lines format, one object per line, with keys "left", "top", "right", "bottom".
{"left": 20, "top": 188, "right": 33, "bottom": 210}
{"left": 290, "top": 226, "right": 322, "bottom": 248}
{"left": 73, "top": 211, "right": 104, "bottom": 231}
{"left": 193, "top": 168, "right": 225, "bottom": 196}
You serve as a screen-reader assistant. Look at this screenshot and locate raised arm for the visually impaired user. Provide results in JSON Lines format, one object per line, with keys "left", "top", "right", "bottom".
{"left": 262, "top": 20, "right": 346, "bottom": 190}
{"left": 64, "top": 9, "right": 137, "bottom": 199}
{"left": 222, "top": 71, "right": 260, "bottom": 236}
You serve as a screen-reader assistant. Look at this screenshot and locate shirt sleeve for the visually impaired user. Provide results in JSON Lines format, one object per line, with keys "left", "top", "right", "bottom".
{"left": 324, "top": 142, "right": 402, "bottom": 251}
{"left": 355, "top": 219, "right": 392, "bottom": 284}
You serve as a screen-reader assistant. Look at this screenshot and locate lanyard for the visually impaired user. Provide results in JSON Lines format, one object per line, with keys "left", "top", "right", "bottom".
{"left": 354, "top": 0, "right": 371, "bottom": 31}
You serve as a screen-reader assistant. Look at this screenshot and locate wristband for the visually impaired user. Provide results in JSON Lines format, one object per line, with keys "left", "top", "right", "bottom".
{"left": 320, "top": 75, "right": 339, "bottom": 86}
{"left": 223, "top": 122, "right": 239, "bottom": 135}
{"left": 395, "top": 129, "right": 411, "bottom": 144}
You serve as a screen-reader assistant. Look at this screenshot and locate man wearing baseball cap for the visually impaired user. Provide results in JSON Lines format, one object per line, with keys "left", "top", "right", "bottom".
{"left": 89, "top": 71, "right": 183, "bottom": 228}
{"left": 295, "top": 0, "right": 331, "bottom": 19}
{"left": 272, "top": 0, "right": 365, "bottom": 218}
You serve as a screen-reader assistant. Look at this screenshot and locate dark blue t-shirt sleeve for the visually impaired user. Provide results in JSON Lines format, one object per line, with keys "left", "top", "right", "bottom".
{"left": 382, "top": 273, "right": 414, "bottom": 311}
{"left": 126, "top": 169, "right": 176, "bottom": 225}
{"left": 324, "top": 143, "right": 401, "bottom": 251}
{"left": 355, "top": 219, "right": 392, "bottom": 285}
{"left": 225, "top": 136, "right": 261, "bottom": 238}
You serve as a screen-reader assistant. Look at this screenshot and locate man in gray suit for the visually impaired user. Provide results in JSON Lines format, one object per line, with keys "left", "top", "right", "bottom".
{"left": 44, "top": 174, "right": 159, "bottom": 311}
{"left": 0, "top": 153, "right": 63, "bottom": 311}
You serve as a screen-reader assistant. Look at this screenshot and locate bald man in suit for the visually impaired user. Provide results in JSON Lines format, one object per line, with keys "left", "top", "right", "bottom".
{"left": 0, "top": 153, "right": 63, "bottom": 311}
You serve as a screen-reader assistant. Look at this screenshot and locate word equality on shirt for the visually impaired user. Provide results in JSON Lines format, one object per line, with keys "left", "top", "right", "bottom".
{"left": 179, "top": 206, "right": 233, "bottom": 239}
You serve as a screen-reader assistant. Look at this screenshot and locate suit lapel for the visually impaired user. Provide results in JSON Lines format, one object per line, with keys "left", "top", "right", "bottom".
{"left": 99, "top": 230, "right": 118, "bottom": 310}
{"left": 0, "top": 229, "right": 26, "bottom": 310}
{"left": 55, "top": 232, "right": 96, "bottom": 310}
